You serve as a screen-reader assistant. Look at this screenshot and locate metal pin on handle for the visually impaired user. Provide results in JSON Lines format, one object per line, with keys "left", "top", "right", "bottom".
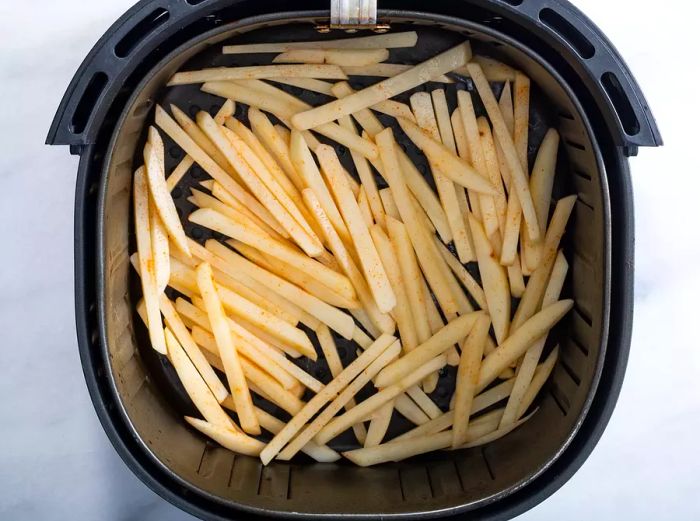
{"left": 329, "top": 0, "right": 383, "bottom": 30}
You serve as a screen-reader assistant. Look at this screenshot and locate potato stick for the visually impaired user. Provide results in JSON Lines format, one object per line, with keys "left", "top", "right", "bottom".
{"left": 341, "top": 63, "right": 452, "bottom": 83}
{"left": 199, "top": 115, "right": 322, "bottom": 256}
{"left": 316, "top": 145, "right": 396, "bottom": 312}
{"left": 164, "top": 328, "right": 234, "bottom": 430}
{"left": 305, "top": 191, "right": 395, "bottom": 334}
{"left": 260, "top": 334, "right": 396, "bottom": 464}
{"left": 512, "top": 196, "right": 576, "bottom": 329}
{"left": 190, "top": 208, "right": 355, "bottom": 300}
{"left": 453, "top": 55, "right": 518, "bottom": 82}
{"left": 379, "top": 188, "right": 399, "bottom": 220}
{"left": 133, "top": 167, "right": 167, "bottom": 354}
{"left": 479, "top": 118, "right": 508, "bottom": 234}
{"left": 433, "top": 238, "right": 487, "bottom": 309}
{"left": 292, "top": 42, "right": 471, "bottom": 130}
{"left": 378, "top": 131, "right": 459, "bottom": 316}
{"left": 365, "top": 400, "right": 395, "bottom": 447}
{"left": 275, "top": 48, "right": 390, "bottom": 67}
{"left": 375, "top": 313, "right": 480, "bottom": 388}
{"left": 451, "top": 314, "right": 490, "bottom": 447}
{"left": 357, "top": 186, "right": 373, "bottom": 226}
{"left": 223, "top": 32, "right": 418, "bottom": 54}
{"left": 477, "top": 299, "right": 572, "bottom": 393}
{"left": 149, "top": 205, "right": 170, "bottom": 295}
{"left": 210, "top": 181, "right": 288, "bottom": 238}
{"left": 469, "top": 215, "right": 510, "bottom": 343}
{"left": 240, "top": 357, "right": 304, "bottom": 415}
{"left": 523, "top": 128, "right": 560, "bottom": 271}
{"left": 450, "top": 106, "right": 477, "bottom": 225}
{"left": 169, "top": 64, "right": 347, "bottom": 85}
{"left": 166, "top": 156, "right": 194, "bottom": 191}
{"left": 155, "top": 106, "right": 278, "bottom": 230}
{"left": 394, "top": 394, "right": 431, "bottom": 425}
{"left": 513, "top": 72, "right": 530, "bottom": 173}
{"left": 205, "top": 239, "right": 355, "bottom": 338}
{"left": 269, "top": 77, "right": 335, "bottom": 95}
{"left": 353, "top": 326, "right": 374, "bottom": 349}
{"left": 500, "top": 252, "right": 567, "bottom": 427}
{"left": 316, "top": 354, "right": 446, "bottom": 445}
{"left": 397, "top": 117, "right": 495, "bottom": 195}
{"left": 370, "top": 224, "right": 418, "bottom": 351}
{"left": 195, "top": 263, "right": 259, "bottom": 434}
{"left": 406, "top": 385, "right": 442, "bottom": 419}
{"left": 420, "top": 276, "right": 442, "bottom": 336}
{"left": 143, "top": 132, "right": 190, "bottom": 256}
{"left": 278, "top": 340, "right": 401, "bottom": 460}
{"left": 220, "top": 397, "right": 339, "bottom": 462}
{"left": 332, "top": 82, "right": 384, "bottom": 136}
{"left": 433, "top": 246, "right": 473, "bottom": 318}
{"left": 466, "top": 63, "right": 539, "bottom": 240}
{"left": 191, "top": 325, "right": 297, "bottom": 391}
{"left": 160, "top": 296, "right": 228, "bottom": 402}
{"left": 507, "top": 258, "right": 526, "bottom": 298}
{"left": 501, "top": 191, "right": 522, "bottom": 266}
{"left": 517, "top": 346, "right": 559, "bottom": 419}
{"left": 184, "top": 416, "right": 264, "bottom": 457}
{"left": 170, "top": 105, "right": 231, "bottom": 173}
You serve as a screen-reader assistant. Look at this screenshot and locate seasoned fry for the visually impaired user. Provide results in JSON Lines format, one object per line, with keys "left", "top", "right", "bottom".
{"left": 517, "top": 346, "right": 559, "bottom": 419}
{"left": 170, "top": 105, "right": 232, "bottom": 173}
{"left": 169, "top": 64, "right": 348, "bottom": 85}
{"left": 273, "top": 48, "right": 389, "bottom": 66}
{"left": 269, "top": 77, "right": 335, "bottom": 95}
{"left": 342, "top": 63, "right": 452, "bottom": 83}
{"left": 185, "top": 416, "right": 264, "bottom": 457}
{"left": 433, "top": 238, "right": 487, "bottom": 309}
{"left": 394, "top": 394, "right": 430, "bottom": 425}
{"left": 223, "top": 32, "right": 419, "bottom": 54}
{"left": 478, "top": 118, "right": 508, "bottom": 233}
{"left": 406, "top": 385, "right": 442, "bottom": 419}
{"left": 365, "top": 400, "right": 395, "bottom": 447}
{"left": 292, "top": 42, "right": 471, "bottom": 130}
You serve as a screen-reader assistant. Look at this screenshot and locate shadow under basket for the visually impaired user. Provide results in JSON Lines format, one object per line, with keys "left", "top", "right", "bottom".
{"left": 48, "top": 1, "right": 660, "bottom": 519}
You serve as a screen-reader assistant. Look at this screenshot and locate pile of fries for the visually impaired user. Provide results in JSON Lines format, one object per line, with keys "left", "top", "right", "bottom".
{"left": 132, "top": 31, "right": 576, "bottom": 466}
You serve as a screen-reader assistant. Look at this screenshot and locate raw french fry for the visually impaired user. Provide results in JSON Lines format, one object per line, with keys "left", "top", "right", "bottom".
{"left": 196, "top": 263, "right": 260, "bottom": 434}
{"left": 523, "top": 128, "right": 560, "bottom": 271}
{"left": 305, "top": 191, "right": 395, "bottom": 334}
{"left": 513, "top": 72, "right": 530, "bottom": 173}
{"left": 164, "top": 328, "right": 235, "bottom": 430}
{"left": 357, "top": 186, "right": 373, "bottom": 226}
{"left": 500, "top": 251, "right": 568, "bottom": 427}
{"left": 316, "top": 145, "right": 396, "bottom": 313}
{"left": 406, "top": 385, "right": 442, "bottom": 419}
{"left": 185, "top": 417, "right": 264, "bottom": 457}
{"left": 205, "top": 239, "right": 355, "bottom": 339}
{"left": 133, "top": 167, "right": 166, "bottom": 354}
{"left": 469, "top": 215, "right": 510, "bottom": 343}
{"left": 210, "top": 181, "right": 288, "bottom": 238}
{"left": 370, "top": 224, "right": 418, "bottom": 351}
{"left": 190, "top": 208, "right": 355, "bottom": 302}
{"left": 512, "top": 195, "right": 576, "bottom": 329}
{"left": 433, "top": 238, "right": 487, "bottom": 309}
{"left": 374, "top": 313, "right": 480, "bottom": 388}
{"left": 316, "top": 355, "right": 446, "bottom": 445}
{"left": 275, "top": 124, "right": 292, "bottom": 145}
{"left": 353, "top": 325, "right": 374, "bottom": 349}
{"left": 478, "top": 118, "right": 508, "bottom": 233}
{"left": 273, "top": 48, "right": 390, "bottom": 66}
{"left": 169, "top": 64, "right": 348, "bottom": 85}
{"left": 278, "top": 340, "right": 401, "bottom": 460}
{"left": 332, "top": 82, "right": 384, "bottom": 136}
{"left": 453, "top": 55, "right": 518, "bottom": 82}
{"left": 394, "top": 394, "right": 430, "bottom": 425}
{"left": 223, "top": 31, "right": 419, "bottom": 53}
{"left": 292, "top": 42, "right": 471, "bottom": 130}
{"left": 342, "top": 63, "right": 453, "bottom": 83}
{"left": 466, "top": 63, "right": 540, "bottom": 240}
{"left": 517, "top": 346, "right": 559, "bottom": 418}
{"left": 144, "top": 129, "right": 190, "bottom": 255}
{"left": 259, "top": 335, "right": 396, "bottom": 464}
{"left": 451, "top": 313, "right": 490, "bottom": 447}
{"left": 365, "top": 400, "right": 395, "bottom": 447}
{"left": 499, "top": 81, "right": 515, "bottom": 137}
{"left": 160, "top": 296, "right": 228, "bottom": 402}
{"left": 397, "top": 117, "right": 496, "bottom": 195}
{"left": 477, "top": 299, "right": 573, "bottom": 392}
{"left": 269, "top": 77, "right": 335, "bottom": 95}
{"left": 379, "top": 188, "right": 399, "bottom": 219}
{"left": 508, "top": 260, "right": 526, "bottom": 298}
{"left": 453, "top": 411, "right": 534, "bottom": 449}
{"left": 170, "top": 105, "right": 232, "bottom": 173}
{"left": 149, "top": 205, "right": 169, "bottom": 294}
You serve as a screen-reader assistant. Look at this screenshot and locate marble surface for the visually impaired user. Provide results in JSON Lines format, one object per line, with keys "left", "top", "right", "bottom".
{"left": 1, "top": 1, "right": 698, "bottom": 519}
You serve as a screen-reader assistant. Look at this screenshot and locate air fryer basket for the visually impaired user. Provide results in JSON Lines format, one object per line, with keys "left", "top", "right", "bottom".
{"left": 49, "top": 1, "right": 660, "bottom": 519}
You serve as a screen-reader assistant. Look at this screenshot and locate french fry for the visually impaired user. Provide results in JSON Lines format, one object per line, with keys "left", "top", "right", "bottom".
{"left": 133, "top": 167, "right": 166, "bottom": 354}
{"left": 316, "top": 145, "right": 396, "bottom": 313}
{"left": 406, "top": 385, "right": 442, "bottom": 419}
{"left": 316, "top": 355, "right": 446, "bottom": 445}
{"left": 164, "top": 328, "right": 235, "bottom": 430}
{"left": 189, "top": 208, "right": 355, "bottom": 302}
{"left": 507, "top": 260, "right": 526, "bottom": 298}
{"left": 477, "top": 299, "right": 573, "bottom": 393}
{"left": 196, "top": 263, "right": 260, "bottom": 434}
{"left": 374, "top": 313, "right": 480, "bottom": 388}
{"left": 469, "top": 215, "right": 510, "bottom": 343}
{"left": 453, "top": 55, "right": 518, "bottom": 82}
{"left": 394, "top": 394, "right": 430, "bottom": 425}
{"left": 379, "top": 188, "right": 399, "bottom": 220}
{"left": 466, "top": 63, "right": 540, "bottom": 240}
{"left": 210, "top": 181, "right": 288, "bottom": 238}
{"left": 170, "top": 105, "right": 232, "bottom": 173}
{"left": 517, "top": 346, "right": 559, "bottom": 419}
{"left": 278, "top": 340, "right": 401, "bottom": 460}
{"left": 184, "top": 416, "right": 264, "bottom": 457}
{"left": 292, "top": 42, "right": 471, "bottom": 130}
{"left": 357, "top": 186, "right": 373, "bottom": 226}
{"left": 259, "top": 335, "right": 396, "bottom": 464}
{"left": 222, "top": 32, "right": 418, "bottom": 54}
{"left": 478, "top": 118, "right": 508, "bottom": 234}
{"left": 365, "top": 400, "right": 395, "bottom": 447}
{"left": 269, "top": 77, "right": 335, "bottom": 95}
{"left": 205, "top": 239, "right": 355, "bottom": 339}
{"left": 499, "top": 81, "right": 515, "bottom": 137}
{"left": 169, "top": 64, "right": 348, "bottom": 85}
{"left": 332, "top": 82, "right": 384, "bottom": 136}
{"left": 500, "top": 251, "right": 568, "bottom": 427}
{"left": 341, "top": 63, "right": 452, "bottom": 83}
{"left": 190, "top": 188, "right": 276, "bottom": 240}
{"left": 451, "top": 313, "right": 490, "bottom": 447}
{"left": 149, "top": 204, "right": 170, "bottom": 294}
{"left": 433, "top": 238, "right": 487, "bottom": 309}
{"left": 144, "top": 129, "right": 190, "bottom": 255}
{"left": 273, "top": 48, "right": 389, "bottom": 66}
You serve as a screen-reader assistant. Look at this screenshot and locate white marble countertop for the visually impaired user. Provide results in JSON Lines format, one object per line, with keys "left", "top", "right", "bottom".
{"left": 1, "top": 1, "right": 698, "bottom": 519}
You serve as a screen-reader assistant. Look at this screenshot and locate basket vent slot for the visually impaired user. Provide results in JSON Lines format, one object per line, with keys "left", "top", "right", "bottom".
{"left": 114, "top": 8, "right": 169, "bottom": 58}
{"left": 601, "top": 72, "right": 641, "bottom": 136}
{"left": 498, "top": 0, "right": 524, "bottom": 6}
{"left": 70, "top": 72, "right": 108, "bottom": 134}
{"left": 539, "top": 8, "right": 595, "bottom": 59}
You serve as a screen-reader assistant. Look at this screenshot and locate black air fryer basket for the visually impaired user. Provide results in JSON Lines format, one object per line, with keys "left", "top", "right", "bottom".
{"left": 48, "top": 0, "right": 661, "bottom": 519}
